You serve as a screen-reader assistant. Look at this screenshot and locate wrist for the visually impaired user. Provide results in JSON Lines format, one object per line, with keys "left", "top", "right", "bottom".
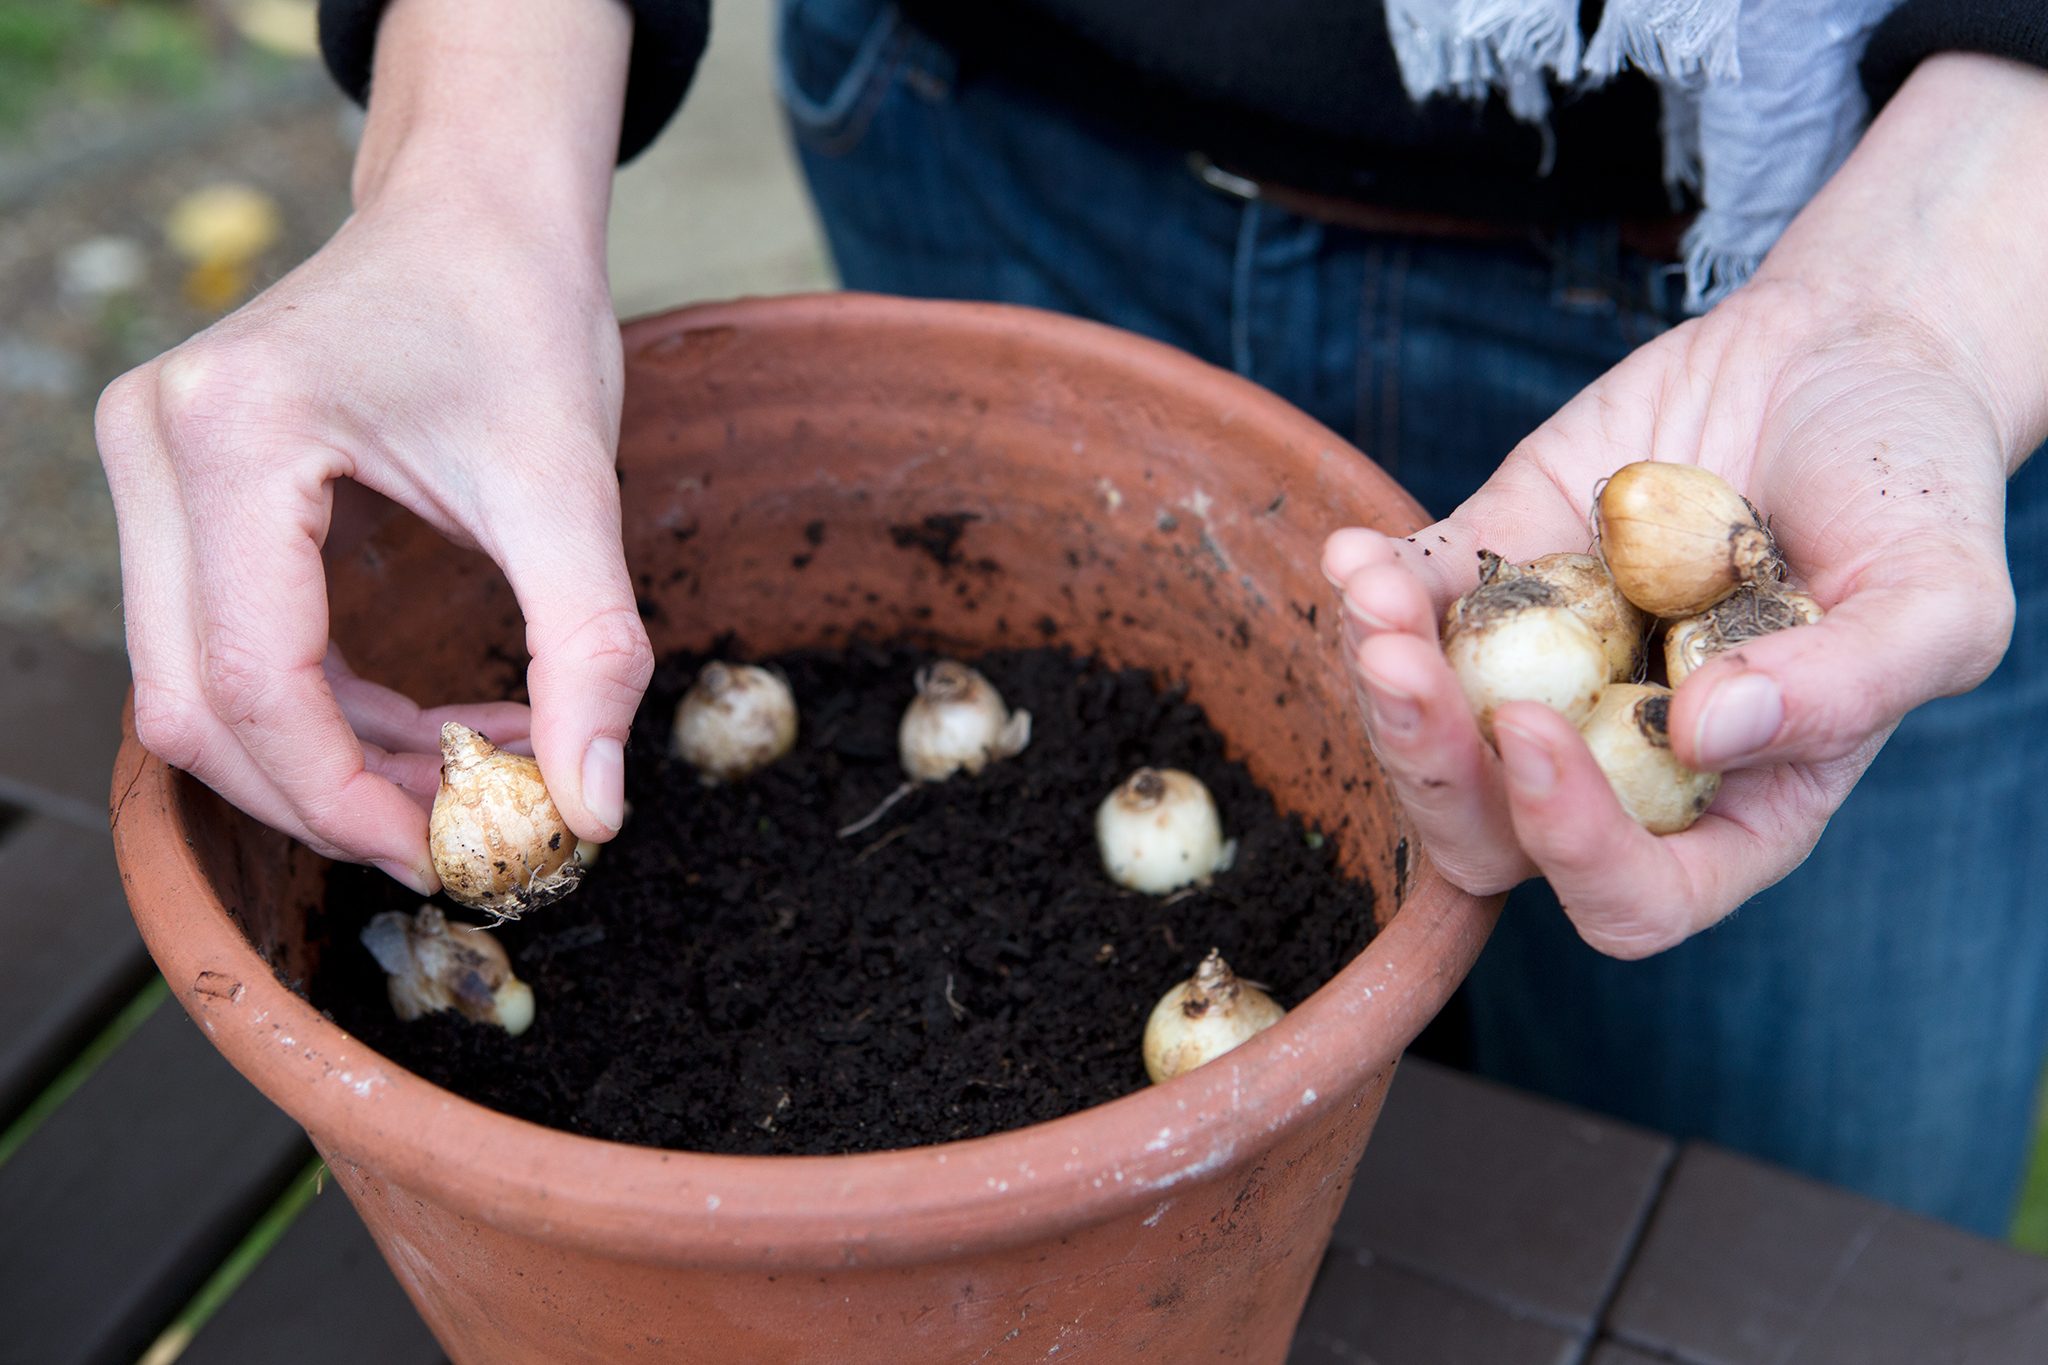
{"left": 1752, "top": 53, "right": 2048, "bottom": 473}
{"left": 349, "top": 0, "right": 631, "bottom": 251}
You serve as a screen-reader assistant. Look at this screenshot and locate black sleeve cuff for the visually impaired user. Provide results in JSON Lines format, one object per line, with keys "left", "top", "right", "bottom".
{"left": 318, "top": 0, "right": 711, "bottom": 164}
{"left": 1862, "top": 0, "right": 2048, "bottom": 110}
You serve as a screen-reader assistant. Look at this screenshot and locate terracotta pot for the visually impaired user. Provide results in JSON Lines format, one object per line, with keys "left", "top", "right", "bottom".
{"left": 112, "top": 295, "right": 1499, "bottom": 1363}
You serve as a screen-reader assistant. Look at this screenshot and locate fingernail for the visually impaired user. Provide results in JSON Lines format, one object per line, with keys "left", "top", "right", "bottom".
{"left": 1694, "top": 672, "right": 1783, "bottom": 767}
{"left": 1495, "top": 722, "right": 1557, "bottom": 797}
{"left": 374, "top": 859, "right": 435, "bottom": 896}
{"left": 1342, "top": 587, "right": 1396, "bottom": 634}
{"left": 1364, "top": 674, "right": 1421, "bottom": 738}
{"left": 582, "top": 736, "right": 626, "bottom": 832}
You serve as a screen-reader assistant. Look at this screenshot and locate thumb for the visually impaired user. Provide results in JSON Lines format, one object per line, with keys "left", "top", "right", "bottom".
{"left": 1671, "top": 550, "right": 2015, "bottom": 771}
{"left": 486, "top": 464, "right": 653, "bottom": 842}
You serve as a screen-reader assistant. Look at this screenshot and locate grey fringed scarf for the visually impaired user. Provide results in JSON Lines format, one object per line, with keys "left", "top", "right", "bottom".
{"left": 1383, "top": 0, "right": 1904, "bottom": 309}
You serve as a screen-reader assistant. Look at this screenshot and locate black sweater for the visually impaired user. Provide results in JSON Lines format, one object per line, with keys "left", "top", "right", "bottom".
{"left": 321, "top": 0, "right": 2048, "bottom": 219}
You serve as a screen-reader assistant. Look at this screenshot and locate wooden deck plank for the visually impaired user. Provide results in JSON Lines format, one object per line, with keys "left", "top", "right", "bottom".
{"left": 0, "top": 815, "right": 154, "bottom": 1127}
{"left": 0, "top": 623, "right": 131, "bottom": 830}
{"left": 1290, "top": 1251, "right": 1583, "bottom": 1364}
{"left": 1605, "top": 1144, "right": 2048, "bottom": 1365}
{"left": 1333, "top": 1059, "right": 1673, "bottom": 1332}
{"left": 179, "top": 1187, "right": 446, "bottom": 1365}
{"left": 1586, "top": 1345, "right": 1670, "bottom": 1365}
{"left": 0, "top": 1001, "right": 310, "bottom": 1365}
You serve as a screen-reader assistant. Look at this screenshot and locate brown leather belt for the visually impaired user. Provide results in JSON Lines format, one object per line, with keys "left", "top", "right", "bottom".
{"left": 1190, "top": 154, "right": 1690, "bottom": 263}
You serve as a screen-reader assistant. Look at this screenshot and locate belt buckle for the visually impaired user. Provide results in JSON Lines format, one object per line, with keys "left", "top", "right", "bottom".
{"left": 1188, "top": 153, "right": 1262, "bottom": 202}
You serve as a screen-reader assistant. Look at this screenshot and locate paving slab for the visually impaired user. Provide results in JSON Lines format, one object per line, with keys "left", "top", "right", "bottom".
{"left": 181, "top": 1185, "right": 445, "bottom": 1365}
{"left": 1290, "top": 1250, "right": 1583, "bottom": 1365}
{"left": 0, "top": 815, "right": 153, "bottom": 1126}
{"left": 1606, "top": 1144, "right": 2048, "bottom": 1365}
{"left": 0, "top": 1000, "right": 309, "bottom": 1365}
{"left": 1336, "top": 1058, "right": 1674, "bottom": 1331}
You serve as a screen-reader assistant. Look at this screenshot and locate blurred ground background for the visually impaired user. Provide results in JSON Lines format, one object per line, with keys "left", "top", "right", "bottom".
{"left": 4, "top": 0, "right": 2047, "bottom": 1257}
{"left": 0, "top": 0, "right": 830, "bottom": 650}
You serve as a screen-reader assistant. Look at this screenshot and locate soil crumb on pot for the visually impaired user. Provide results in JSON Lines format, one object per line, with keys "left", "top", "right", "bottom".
{"left": 311, "top": 644, "right": 1376, "bottom": 1156}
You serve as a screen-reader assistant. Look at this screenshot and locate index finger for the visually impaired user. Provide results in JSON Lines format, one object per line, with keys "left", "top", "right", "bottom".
{"left": 181, "top": 456, "right": 435, "bottom": 872}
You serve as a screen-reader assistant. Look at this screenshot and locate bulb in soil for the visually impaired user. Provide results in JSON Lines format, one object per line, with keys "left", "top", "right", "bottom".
{"left": 1442, "top": 551, "right": 1612, "bottom": 744}
{"left": 429, "top": 722, "right": 584, "bottom": 918}
{"left": 1143, "top": 949, "right": 1286, "bottom": 1083}
{"left": 1580, "top": 683, "right": 1721, "bottom": 834}
{"left": 361, "top": 904, "right": 535, "bottom": 1035}
{"left": 1096, "top": 767, "right": 1236, "bottom": 895}
{"left": 672, "top": 662, "right": 798, "bottom": 784}
{"left": 1595, "top": 462, "right": 1781, "bottom": 617}
{"left": 1664, "top": 583, "right": 1824, "bottom": 687}
{"left": 898, "top": 660, "right": 1031, "bottom": 781}
{"left": 1521, "top": 551, "right": 1647, "bottom": 682}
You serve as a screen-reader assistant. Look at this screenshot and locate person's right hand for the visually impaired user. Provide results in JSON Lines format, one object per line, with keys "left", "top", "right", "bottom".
{"left": 94, "top": 0, "right": 643, "bottom": 892}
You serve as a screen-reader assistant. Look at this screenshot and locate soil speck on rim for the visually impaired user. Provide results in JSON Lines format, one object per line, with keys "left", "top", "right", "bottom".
{"left": 312, "top": 643, "right": 1376, "bottom": 1155}
{"left": 888, "top": 512, "right": 982, "bottom": 570}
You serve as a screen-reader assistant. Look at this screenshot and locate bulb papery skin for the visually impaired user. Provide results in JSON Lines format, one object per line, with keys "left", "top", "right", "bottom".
{"left": 1664, "top": 584, "right": 1824, "bottom": 687}
{"left": 360, "top": 905, "right": 535, "bottom": 1035}
{"left": 1143, "top": 949, "right": 1286, "bottom": 1084}
{"left": 1097, "top": 767, "right": 1233, "bottom": 895}
{"left": 672, "top": 662, "right": 798, "bottom": 784}
{"left": 1442, "top": 562, "right": 1610, "bottom": 744}
{"left": 1523, "top": 552, "right": 1647, "bottom": 683}
{"left": 429, "top": 722, "right": 583, "bottom": 917}
{"left": 1579, "top": 683, "right": 1721, "bottom": 834}
{"left": 1596, "top": 462, "right": 1780, "bottom": 618}
{"left": 898, "top": 660, "right": 1032, "bottom": 781}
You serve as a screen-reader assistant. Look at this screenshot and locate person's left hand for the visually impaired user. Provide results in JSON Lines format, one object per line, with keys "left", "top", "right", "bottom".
{"left": 1318, "top": 50, "right": 2048, "bottom": 958}
{"left": 1321, "top": 275, "right": 2015, "bottom": 956}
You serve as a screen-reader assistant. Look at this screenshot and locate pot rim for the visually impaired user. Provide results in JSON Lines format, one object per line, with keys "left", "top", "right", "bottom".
{"left": 111, "top": 293, "right": 1500, "bottom": 1269}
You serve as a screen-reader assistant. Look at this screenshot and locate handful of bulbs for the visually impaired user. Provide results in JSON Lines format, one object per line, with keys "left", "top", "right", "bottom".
{"left": 1443, "top": 461, "right": 1824, "bottom": 834}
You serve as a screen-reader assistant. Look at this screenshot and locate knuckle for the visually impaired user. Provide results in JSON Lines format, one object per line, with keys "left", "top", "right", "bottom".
{"left": 94, "top": 368, "right": 157, "bottom": 451}
{"left": 1951, "top": 567, "right": 2016, "bottom": 689}
{"left": 131, "top": 683, "right": 208, "bottom": 772}
{"left": 1435, "top": 856, "right": 1521, "bottom": 898}
{"left": 197, "top": 632, "right": 274, "bottom": 729}
{"left": 1574, "top": 913, "right": 1686, "bottom": 961}
{"left": 290, "top": 772, "right": 400, "bottom": 865}
{"left": 290, "top": 793, "right": 359, "bottom": 854}
{"left": 153, "top": 343, "right": 277, "bottom": 460}
{"left": 1787, "top": 699, "right": 1871, "bottom": 763}
{"left": 548, "top": 607, "right": 655, "bottom": 698}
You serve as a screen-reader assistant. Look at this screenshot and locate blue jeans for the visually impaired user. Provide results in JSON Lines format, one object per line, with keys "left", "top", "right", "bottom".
{"left": 776, "top": 0, "right": 2048, "bottom": 1237}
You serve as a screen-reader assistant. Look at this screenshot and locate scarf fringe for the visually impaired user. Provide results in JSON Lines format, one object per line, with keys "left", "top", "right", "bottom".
{"left": 1656, "top": 79, "right": 1703, "bottom": 199}
{"left": 1680, "top": 217, "right": 1762, "bottom": 310}
{"left": 1384, "top": 0, "right": 1582, "bottom": 119}
{"left": 1385, "top": 0, "right": 1491, "bottom": 103}
{"left": 1582, "top": 0, "right": 1742, "bottom": 84}
{"left": 1462, "top": 0, "right": 1582, "bottom": 119}
{"left": 1378, "top": 0, "right": 1900, "bottom": 314}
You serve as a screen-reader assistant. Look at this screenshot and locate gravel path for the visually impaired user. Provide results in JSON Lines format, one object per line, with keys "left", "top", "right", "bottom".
{"left": 0, "top": 0, "right": 829, "bottom": 649}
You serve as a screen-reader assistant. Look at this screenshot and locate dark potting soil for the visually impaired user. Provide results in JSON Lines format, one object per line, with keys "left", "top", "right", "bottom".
{"left": 311, "top": 644, "right": 1377, "bottom": 1156}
